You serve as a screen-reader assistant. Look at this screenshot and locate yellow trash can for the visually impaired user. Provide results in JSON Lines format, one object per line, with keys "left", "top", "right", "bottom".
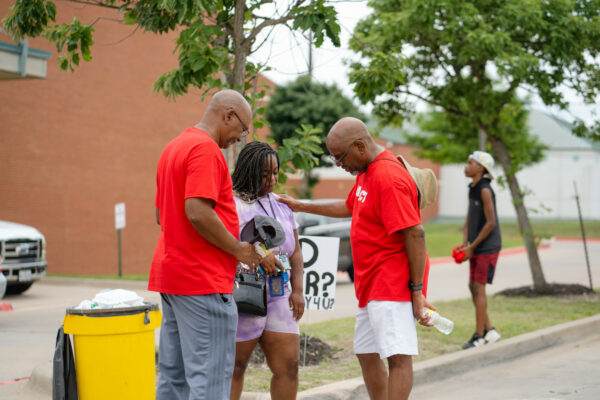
{"left": 63, "top": 303, "right": 161, "bottom": 400}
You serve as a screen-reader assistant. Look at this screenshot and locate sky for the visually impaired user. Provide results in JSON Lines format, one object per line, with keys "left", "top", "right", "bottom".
{"left": 249, "top": 1, "right": 369, "bottom": 104}
{"left": 248, "top": 1, "right": 597, "bottom": 125}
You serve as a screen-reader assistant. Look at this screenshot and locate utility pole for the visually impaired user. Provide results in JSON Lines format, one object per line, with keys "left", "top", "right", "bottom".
{"left": 308, "top": 31, "right": 313, "bottom": 81}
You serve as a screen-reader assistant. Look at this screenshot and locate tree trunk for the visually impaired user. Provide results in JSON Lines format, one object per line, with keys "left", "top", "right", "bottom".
{"left": 227, "top": 0, "right": 250, "bottom": 167}
{"left": 231, "top": 0, "right": 248, "bottom": 91}
{"left": 488, "top": 134, "right": 548, "bottom": 289}
{"left": 301, "top": 173, "right": 310, "bottom": 198}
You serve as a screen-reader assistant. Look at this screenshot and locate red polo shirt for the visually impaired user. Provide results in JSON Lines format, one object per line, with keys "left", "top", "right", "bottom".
{"left": 346, "top": 150, "right": 430, "bottom": 307}
{"left": 149, "top": 127, "right": 239, "bottom": 295}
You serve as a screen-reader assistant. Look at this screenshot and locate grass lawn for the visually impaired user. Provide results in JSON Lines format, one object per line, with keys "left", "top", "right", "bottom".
{"left": 242, "top": 292, "right": 600, "bottom": 393}
{"left": 423, "top": 220, "right": 600, "bottom": 258}
{"left": 49, "top": 220, "right": 600, "bottom": 281}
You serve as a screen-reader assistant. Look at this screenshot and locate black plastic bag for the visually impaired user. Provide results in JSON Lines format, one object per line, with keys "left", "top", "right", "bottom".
{"left": 52, "top": 325, "right": 78, "bottom": 400}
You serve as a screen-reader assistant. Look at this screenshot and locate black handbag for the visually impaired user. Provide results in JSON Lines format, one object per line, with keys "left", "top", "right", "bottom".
{"left": 233, "top": 271, "right": 267, "bottom": 316}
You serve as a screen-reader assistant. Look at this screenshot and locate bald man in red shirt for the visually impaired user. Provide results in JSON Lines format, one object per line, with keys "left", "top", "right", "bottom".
{"left": 279, "top": 117, "right": 435, "bottom": 400}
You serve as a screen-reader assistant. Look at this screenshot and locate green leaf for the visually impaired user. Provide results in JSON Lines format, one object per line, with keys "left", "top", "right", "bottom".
{"left": 123, "top": 10, "right": 138, "bottom": 25}
{"left": 45, "top": 2, "right": 56, "bottom": 21}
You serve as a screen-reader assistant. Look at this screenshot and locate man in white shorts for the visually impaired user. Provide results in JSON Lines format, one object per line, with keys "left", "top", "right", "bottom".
{"left": 279, "top": 117, "right": 434, "bottom": 400}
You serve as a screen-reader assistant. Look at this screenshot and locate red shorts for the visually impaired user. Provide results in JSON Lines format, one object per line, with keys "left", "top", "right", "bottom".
{"left": 469, "top": 252, "right": 499, "bottom": 284}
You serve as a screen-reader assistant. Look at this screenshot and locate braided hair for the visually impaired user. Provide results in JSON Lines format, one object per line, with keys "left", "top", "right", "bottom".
{"left": 232, "top": 141, "right": 280, "bottom": 201}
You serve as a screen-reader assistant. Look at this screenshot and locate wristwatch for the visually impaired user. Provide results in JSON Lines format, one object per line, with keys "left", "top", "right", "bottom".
{"left": 408, "top": 280, "right": 423, "bottom": 292}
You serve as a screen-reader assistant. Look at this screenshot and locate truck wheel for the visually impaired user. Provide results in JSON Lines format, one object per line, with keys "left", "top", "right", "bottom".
{"left": 6, "top": 282, "right": 34, "bottom": 295}
{"left": 347, "top": 265, "right": 354, "bottom": 282}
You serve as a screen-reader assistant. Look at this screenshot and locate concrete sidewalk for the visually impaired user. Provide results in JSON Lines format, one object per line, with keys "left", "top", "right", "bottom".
{"left": 293, "top": 314, "right": 600, "bottom": 399}
{"left": 11, "top": 314, "right": 600, "bottom": 400}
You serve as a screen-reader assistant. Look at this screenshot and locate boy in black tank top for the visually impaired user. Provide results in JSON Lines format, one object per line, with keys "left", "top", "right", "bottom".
{"left": 460, "top": 151, "right": 502, "bottom": 349}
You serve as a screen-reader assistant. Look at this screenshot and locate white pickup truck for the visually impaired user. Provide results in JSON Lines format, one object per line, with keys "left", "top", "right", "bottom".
{"left": 0, "top": 220, "right": 47, "bottom": 294}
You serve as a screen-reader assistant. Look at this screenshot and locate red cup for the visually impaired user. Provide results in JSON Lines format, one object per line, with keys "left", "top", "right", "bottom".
{"left": 452, "top": 246, "right": 466, "bottom": 263}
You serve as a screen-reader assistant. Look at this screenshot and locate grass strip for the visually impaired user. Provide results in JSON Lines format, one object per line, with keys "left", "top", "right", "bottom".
{"left": 48, "top": 220, "right": 599, "bottom": 278}
{"left": 422, "top": 220, "right": 600, "bottom": 258}
{"left": 242, "top": 292, "right": 599, "bottom": 392}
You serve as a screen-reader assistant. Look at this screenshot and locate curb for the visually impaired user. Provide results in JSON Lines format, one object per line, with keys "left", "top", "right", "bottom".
{"left": 412, "top": 313, "right": 600, "bottom": 385}
{"left": 30, "top": 315, "right": 600, "bottom": 399}
{"left": 246, "top": 314, "right": 600, "bottom": 400}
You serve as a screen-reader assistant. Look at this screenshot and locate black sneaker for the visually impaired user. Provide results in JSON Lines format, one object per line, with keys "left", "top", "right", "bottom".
{"left": 462, "top": 333, "right": 487, "bottom": 349}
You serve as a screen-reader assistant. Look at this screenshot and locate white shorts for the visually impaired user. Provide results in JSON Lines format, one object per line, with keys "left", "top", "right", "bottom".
{"left": 354, "top": 301, "right": 418, "bottom": 359}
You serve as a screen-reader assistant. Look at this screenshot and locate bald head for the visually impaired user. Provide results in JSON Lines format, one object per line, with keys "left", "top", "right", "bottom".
{"left": 208, "top": 89, "right": 252, "bottom": 118}
{"left": 326, "top": 117, "right": 371, "bottom": 149}
{"left": 196, "top": 89, "right": 252, "bottom": 149}
{"left": 326, "top": 117, "right": 383, "bottom": 174}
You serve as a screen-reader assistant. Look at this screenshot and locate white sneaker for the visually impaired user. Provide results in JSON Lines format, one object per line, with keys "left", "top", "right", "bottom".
{"left": 484, "top": 328, "right": 501, "bottom": 344}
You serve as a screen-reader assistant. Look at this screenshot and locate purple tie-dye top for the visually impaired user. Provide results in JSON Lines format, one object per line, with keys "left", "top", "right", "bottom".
{"left": 234, "top": 193, "right": 298, "bottom": 256}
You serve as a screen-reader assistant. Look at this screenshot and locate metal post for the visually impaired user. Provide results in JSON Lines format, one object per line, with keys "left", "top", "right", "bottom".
{"left": 117, "top": 228, "right": 123, "bottom": 278}
{"left": 308, "top": 31, "right": 313, "bottom": 81}
{"left": 573, "top": 181, "right": 592, "bottom": 290}
{"left": 18, "top": 40, "right": 29, "bottom": 77}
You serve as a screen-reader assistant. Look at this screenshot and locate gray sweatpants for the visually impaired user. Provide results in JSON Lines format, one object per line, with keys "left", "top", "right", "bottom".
{"left": 156, "top": 292, "right": 238, "bottom": 400}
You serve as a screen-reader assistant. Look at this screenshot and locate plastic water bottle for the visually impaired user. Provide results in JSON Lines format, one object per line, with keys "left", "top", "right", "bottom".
{"left": 424, "top": 308, "right": 454, "bottom": 335}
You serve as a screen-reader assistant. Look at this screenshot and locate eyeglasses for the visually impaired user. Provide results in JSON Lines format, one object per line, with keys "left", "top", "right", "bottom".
{"left": 329, "top": 138, "right": 365, "bottom": 164}
{"left": 232, "top": 111, "right": 249, "bottom": 138}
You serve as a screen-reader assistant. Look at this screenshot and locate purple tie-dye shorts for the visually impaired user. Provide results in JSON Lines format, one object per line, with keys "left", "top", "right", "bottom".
{"left": 236, "top": 282, "right": 300, "bottom": 342}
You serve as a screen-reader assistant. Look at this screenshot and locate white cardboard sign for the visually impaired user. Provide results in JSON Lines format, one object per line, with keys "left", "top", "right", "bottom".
{"left": 299, "top": 235, "right": 340, "bottom": 311}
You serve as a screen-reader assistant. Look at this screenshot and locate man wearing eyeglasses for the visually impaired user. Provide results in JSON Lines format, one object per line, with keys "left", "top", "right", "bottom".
{"left": 150, "top": 89, "right": 262, "bottom": 400}
{"left": 278, "top": 117, "right": 435, "bottom": 400}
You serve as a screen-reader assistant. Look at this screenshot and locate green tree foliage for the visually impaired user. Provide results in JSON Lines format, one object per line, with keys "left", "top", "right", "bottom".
{"left": 266, "top": 75, "right": 365, "bottom": 165}
{"left": 409, "top": 101, "right": 547, "bottom": 178}
{"left": 349, "top": 0, "right": 600, "bottom": 289}
{"left": 3, "top": 0, "right": 342, "bottom": 180}
{"left": 3, "top": 0, "right": 341, "bottom": 98}
{"left": 276, "top": 124, "right": 323, "bottom": 185}
{"left": 265, "top": 75, "right": 364, "bottom": 197}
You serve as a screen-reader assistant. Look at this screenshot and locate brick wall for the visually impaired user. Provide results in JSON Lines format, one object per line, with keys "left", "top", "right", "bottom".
{"left": 0, "top": 1, "right": 438, "bottom": 276}
{"left": 1, "top": 1, "right": 211, "bottom": 275}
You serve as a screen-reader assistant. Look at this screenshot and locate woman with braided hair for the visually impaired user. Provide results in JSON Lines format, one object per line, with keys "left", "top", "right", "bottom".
{"left": 230, "top": 141, "right": 305, "bottom": 400}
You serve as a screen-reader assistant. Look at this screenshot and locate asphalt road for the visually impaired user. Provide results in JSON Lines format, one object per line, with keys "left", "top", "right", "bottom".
{"left": 0, "top": 239, "right": 597, "bottom": 398}
{"left": 411, "top": 333, "right": 600, "bottom": 400}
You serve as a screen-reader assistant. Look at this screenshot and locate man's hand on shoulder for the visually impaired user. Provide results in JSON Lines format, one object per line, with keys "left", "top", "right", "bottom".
{"left": 276, "top": 194, "right": 303, "bottom": 212}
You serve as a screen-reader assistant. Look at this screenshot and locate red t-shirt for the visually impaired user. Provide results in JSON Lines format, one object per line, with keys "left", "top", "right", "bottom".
{"left": 148, "top": 127, "right": 239, "bottom": 295}
{"left": 345, "top": 150, "right": 430, "bottom": 307}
